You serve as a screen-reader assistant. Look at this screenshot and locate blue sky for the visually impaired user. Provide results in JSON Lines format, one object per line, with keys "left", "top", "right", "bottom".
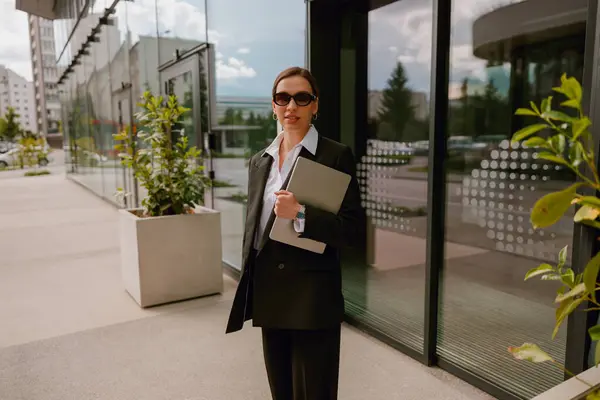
{"left": 0, "top": 0, "right": 511, "bottom": 98}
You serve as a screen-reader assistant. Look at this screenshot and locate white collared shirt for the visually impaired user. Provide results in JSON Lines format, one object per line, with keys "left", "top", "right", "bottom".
{"left": 253, "top": 125, "right": 319, "bottom": 249}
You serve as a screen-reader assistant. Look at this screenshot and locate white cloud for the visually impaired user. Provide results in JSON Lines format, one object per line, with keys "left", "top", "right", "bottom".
{"left": 450, "top": 44, "right": 487, "bottom": 81}
{"left": 216, "top": 56, "right": 257, "bottom": 80}
{"left": 237, "top": 47, "right": 251, "bottom": 54}
{"left": 370, "top": 0, "right": 515, "bottom": 85}
{"left": 397, "top": 55, "right": 415, "bottom": 64}
{"left": 0, "top": 0, "right": 32, "bottom": 81}
{"left": 120, "top": 0, "right": 222, "bottom": 44}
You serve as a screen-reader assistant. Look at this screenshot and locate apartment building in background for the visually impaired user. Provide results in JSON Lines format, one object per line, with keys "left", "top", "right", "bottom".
{"left": 28, "top": 13, "right": 62, "bottom": 147}
{"left": 0, "top": 65, "right": 36, "bottom": 133}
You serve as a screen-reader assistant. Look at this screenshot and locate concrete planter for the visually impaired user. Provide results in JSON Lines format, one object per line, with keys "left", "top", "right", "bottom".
{"left": 118, "top": 206, "right": 223, "bottom": 307}
{"left": 532, "top": 367, "right": 600, "bottom": 400}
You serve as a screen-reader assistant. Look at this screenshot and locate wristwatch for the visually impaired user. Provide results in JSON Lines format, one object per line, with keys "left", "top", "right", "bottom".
{"left": 295, "top": 205, "right": 306, "bottom": 221}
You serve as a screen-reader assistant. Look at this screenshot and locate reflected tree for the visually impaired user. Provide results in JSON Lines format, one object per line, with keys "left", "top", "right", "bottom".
{"left": 248, "top": 113, "right": 276, "bottom": 156}
{"left": 376, "top": 61, "right": 416, "bottom": 142}
{"left": 448, "top": 77, "right": 510, "bottom": 138}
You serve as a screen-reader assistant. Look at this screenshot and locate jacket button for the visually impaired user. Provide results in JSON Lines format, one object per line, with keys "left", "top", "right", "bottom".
{"left": 278, "top": 263, "right": 285, "bottom": 270}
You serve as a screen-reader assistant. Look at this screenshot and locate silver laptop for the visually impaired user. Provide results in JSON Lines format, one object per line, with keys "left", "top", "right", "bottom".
{"left": 269, "top": 156, "right": 351, "bottom": 254}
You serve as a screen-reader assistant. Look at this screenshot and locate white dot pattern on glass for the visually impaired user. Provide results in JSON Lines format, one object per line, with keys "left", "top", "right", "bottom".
{"left": 357, "top": 140, "right": 427, "bottom": 234}
{"left": 459, "top": 140, "right": 573, "bottom": 264}
{"left": 357, "top": 139, "right": 573, "bottom": 265}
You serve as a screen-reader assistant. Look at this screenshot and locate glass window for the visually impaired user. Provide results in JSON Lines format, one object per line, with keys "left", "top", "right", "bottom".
{"left": 438, "top": 0, "right": 587, "bottom": 397}
{"left": 206, "top": 0, "right": 306, "bottom": 268}
{"left": 344, "top": 0, "right": 433, "bottom": 353}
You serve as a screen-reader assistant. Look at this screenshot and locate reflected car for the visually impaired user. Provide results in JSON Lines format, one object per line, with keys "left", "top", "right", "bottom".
{"left": 448, "top": 136, "right": 488, "bottom": 151}
{"left": 62, "top": 146, "right": 109, "bottom": 166}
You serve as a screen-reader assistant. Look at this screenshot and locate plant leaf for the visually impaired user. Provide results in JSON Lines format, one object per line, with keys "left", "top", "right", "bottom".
{"left": 582, "top": 220, "right": 600, "bottom": 230}
{"left": 524, "top": 264, "right": 554, "bottom": 281}
{"left": 541, "top": 97, "right": 552, "bottom": 114}
{"left": 542, "top": 274, "right": 562, "bottom": 281}
{"left": 569, "top": 142, "right": 584, "bottom": 167}
{"left": 542, "top": 110, "right": 574, "bottom": 122}
{"left": 574, "top": 205, "right": 600, "bottom": 223}
{"left": 589, "top": 325, "right": 600, "bottom": 341}
{"left": 562, "top": 269, "right": 576, "bottom": 286}
{"left": 554, "top": 296, "right": 585, "bottom": 339}
{"left": 584, "top": 251, "right": 600, "bottom": 302}
{"left": 566, "top": 75, "right": 583, "bottom": 102}
{"left": 508, "top": 343, "right": 554, "bottom": 363}
{"left": 515, "top": 108, "right": 539, "bottom": 116}
{"left": 530, "top": 183, "right": 580, "bottom": 229}
{"left": 558, "top": 245, "right": 568, "bottom": 267}
{"left": 586, "top": 389, "right": 600, "bottom": 400}
{"left": 554, "top": 135, "right": 567, "bottom": 153}
{"left": 512, "top": 124, "right": 548, "bottom": 142}
{"left": 577, "top": 196, "right": 600, "bottom": 208}
{"left": 537, "top": 152, "right": 569, "bottom": 166}
{"left": 555, "top": 283, "right": 585, "bottom": 303}
{"left": 573, "top": 117, "right": 592, "bottom": 140}
{"left": 524, "top": 137, "right": 547, "bottom": 148}
{"left": 561, "top": 99, "right": 580, "bottom": 109}
{"left": 596, "top": 341, "right": 600, "bottom": 368}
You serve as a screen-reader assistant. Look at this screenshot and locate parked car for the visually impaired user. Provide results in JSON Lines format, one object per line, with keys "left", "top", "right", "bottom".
{"left": 0, "top": 141, "right": 17, "bottom": 154}
{"left": 0, "top": 148, "right": 50, "bottom": 168}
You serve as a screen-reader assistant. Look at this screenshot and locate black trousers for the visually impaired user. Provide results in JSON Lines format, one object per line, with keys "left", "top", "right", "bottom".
{"left": 261, "top": 326, "right": 341, "bottom": 400}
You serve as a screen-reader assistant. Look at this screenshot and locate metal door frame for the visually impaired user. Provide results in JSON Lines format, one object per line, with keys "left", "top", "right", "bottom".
{"left": 158, "top": 43, "right": 218, "bottom": 207}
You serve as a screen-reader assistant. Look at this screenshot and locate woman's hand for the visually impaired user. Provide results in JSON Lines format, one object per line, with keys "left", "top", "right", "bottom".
{"left": 274, "top": 190, "right": 302, "bottom": 220}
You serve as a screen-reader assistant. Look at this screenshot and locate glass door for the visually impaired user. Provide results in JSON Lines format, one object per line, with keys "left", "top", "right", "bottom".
{"left": 158, "top": 44, "right": 217, "bottom": 208}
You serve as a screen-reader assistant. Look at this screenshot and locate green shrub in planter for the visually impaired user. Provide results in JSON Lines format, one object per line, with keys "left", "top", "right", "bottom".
{"left": 507, "top": 74, "right": 600, "bottom": 398}
{"left": 113, "top": 91, "right": 211, "bottom": 217}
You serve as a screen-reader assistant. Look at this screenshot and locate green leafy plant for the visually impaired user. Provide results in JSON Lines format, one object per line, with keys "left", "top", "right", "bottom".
{"left": 113, "top": 91, "right": 210, "bottom": 217}
{"left": 507, "top": 74, "right": 600, "bottom": 398}
{"left": 17, "top": 136, "right": 49, "bottom": 172}
{"left": 24, "top": 170, "right": 50, "bottom": 177}
{"left": 0, "top": 107, "right": 23, "bottom": 142}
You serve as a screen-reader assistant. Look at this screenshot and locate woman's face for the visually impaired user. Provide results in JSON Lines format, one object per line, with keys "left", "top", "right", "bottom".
{"left": 273, "top": 75, "right": 318, "bottom": 134}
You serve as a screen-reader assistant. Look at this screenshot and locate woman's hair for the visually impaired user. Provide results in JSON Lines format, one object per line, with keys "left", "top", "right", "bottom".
{"left": 272, "top": 67, "right": 320, "bottom": 98}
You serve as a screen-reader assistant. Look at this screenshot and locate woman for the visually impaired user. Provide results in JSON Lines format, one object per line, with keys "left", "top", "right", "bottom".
{"left": 226, "top": 66, "right": 364, "bottom": 400}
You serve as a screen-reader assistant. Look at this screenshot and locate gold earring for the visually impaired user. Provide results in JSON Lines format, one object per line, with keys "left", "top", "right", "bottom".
{"left": 272, "top": 113, "right": 277, "bottom": 121}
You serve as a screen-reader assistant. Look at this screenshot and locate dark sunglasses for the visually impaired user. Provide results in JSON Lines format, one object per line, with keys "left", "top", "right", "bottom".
{"left": 273, "top": 91, "right": 316, "bottom": 107}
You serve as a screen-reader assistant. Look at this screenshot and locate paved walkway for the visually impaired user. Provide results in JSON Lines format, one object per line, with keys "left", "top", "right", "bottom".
{"left": 0, "top": 171, "right": 493, "bottom": 400}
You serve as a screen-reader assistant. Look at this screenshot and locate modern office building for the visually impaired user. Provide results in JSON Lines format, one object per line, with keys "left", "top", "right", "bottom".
{"left": 0, "top": 65, "right": 36, "bottom": 133}
{"left": 27, "top": 13, "right": 62, "bottom": 147}
{"left": 15, "top": 0, "right": 600, "bottom": 399}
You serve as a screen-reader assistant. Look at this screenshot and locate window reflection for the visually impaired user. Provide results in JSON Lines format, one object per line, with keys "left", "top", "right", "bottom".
{"left": 439, "top": 0, "right": 587, "bottom": 397}
{"left": 343, "top": 0, "right": 433, "bottom": 352}
{"left": 206, "top": 0, "right": 305, "bottom": 268}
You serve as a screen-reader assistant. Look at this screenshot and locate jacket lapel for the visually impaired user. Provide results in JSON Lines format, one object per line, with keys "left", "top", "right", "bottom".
{"left": 242, "top": 155, "right": 272, "bottom": 265}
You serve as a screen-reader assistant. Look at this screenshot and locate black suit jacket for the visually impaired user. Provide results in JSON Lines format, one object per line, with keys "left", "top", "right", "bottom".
{"left": 225, "top": 135, "right": 364, "bottom": 333}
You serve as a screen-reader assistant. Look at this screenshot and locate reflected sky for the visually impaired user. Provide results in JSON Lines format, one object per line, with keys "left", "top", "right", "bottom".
{"left": 370, "top": 0, "right": 521, "bottom": 95}
{"left": 1, "top": 0, "right": 523, "bottom": 95}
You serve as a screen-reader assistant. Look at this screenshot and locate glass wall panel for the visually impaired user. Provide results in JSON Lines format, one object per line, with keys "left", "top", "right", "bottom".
{"left": 59, "top": 0, "right": 214, "bottom": 206}
{"left": 206, "top": 0, "right": 306, "bottom": 268}
{"left": 345, "top": 0, "right": 432, "bottom": 353}
{"left": 438, "top": 0, "right": 587, "bottom": 397}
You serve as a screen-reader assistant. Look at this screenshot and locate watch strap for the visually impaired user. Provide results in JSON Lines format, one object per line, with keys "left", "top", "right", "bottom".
{"left": 295, "top": 205, "right": 306, "bottom": 220}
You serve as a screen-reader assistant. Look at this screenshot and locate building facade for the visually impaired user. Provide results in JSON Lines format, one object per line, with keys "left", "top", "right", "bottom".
{"left": 0, "top": 65, "right": 36, "bottom": 133}
{"left": 16, "top": 0, "right": 600, "bottom": 399}
{"left": 28, "top": 14, "right": 62, "bottom": 146}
